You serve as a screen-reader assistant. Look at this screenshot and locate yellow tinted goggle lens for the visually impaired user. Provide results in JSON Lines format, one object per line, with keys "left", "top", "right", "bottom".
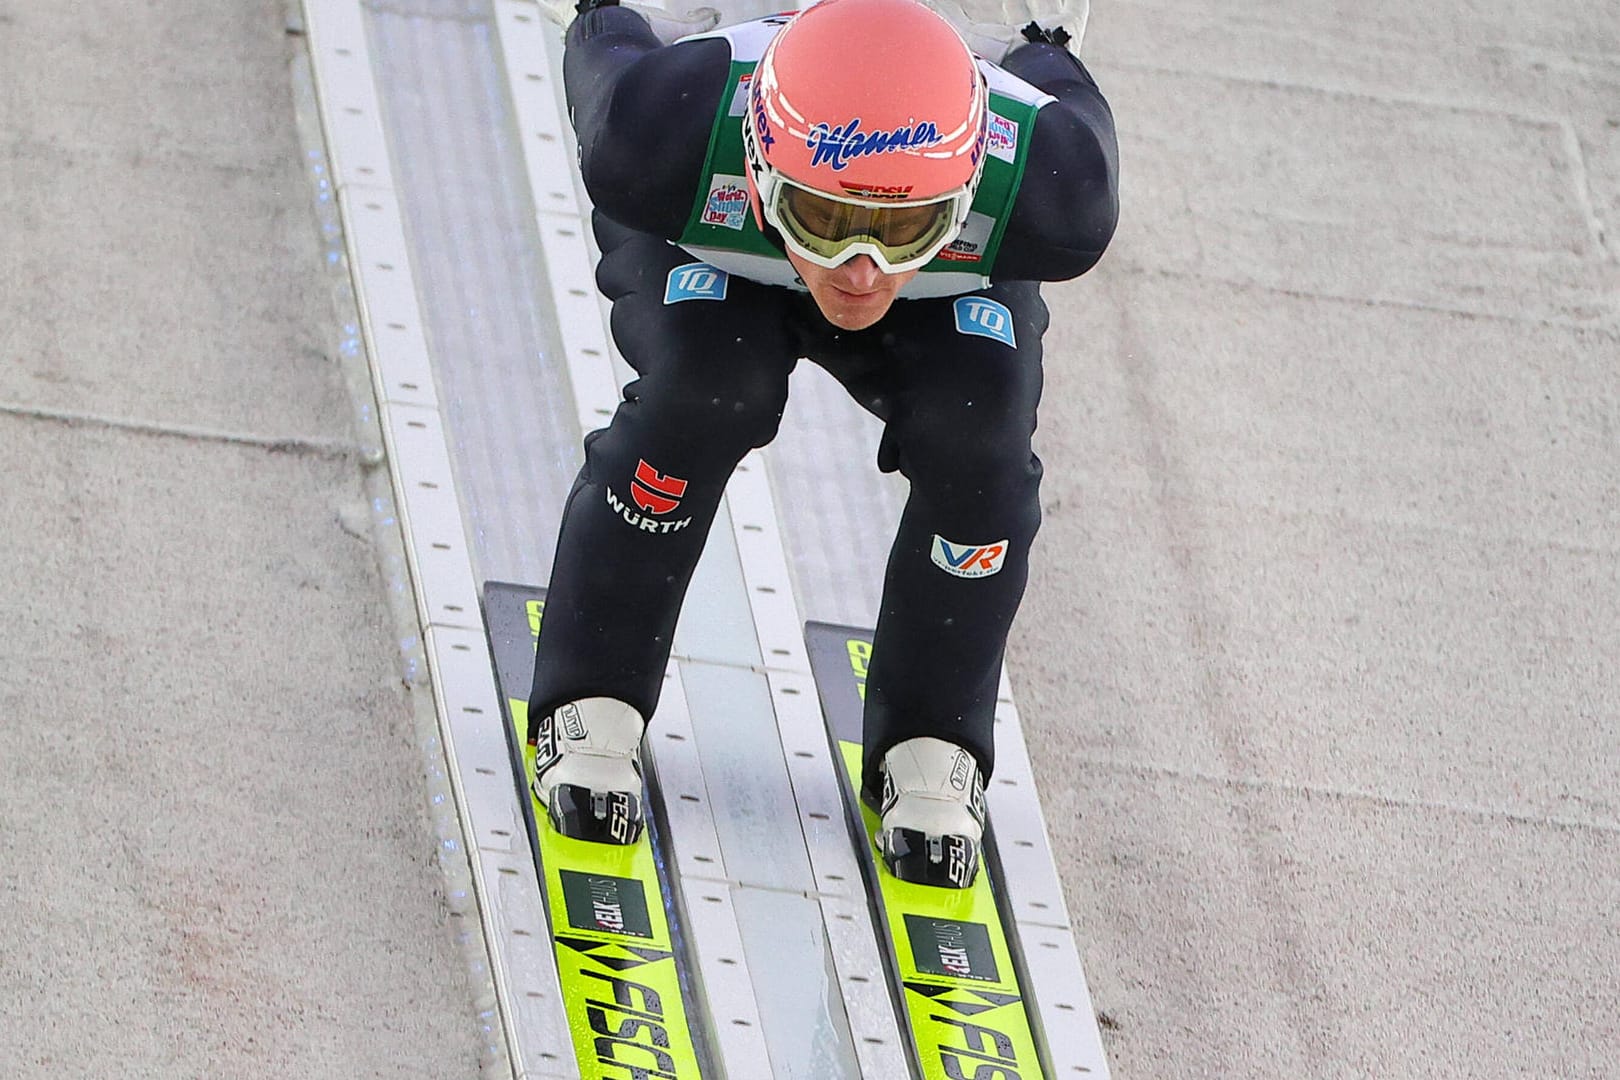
{"left": 776, "top": 184, "right": 955, "bottom": 265}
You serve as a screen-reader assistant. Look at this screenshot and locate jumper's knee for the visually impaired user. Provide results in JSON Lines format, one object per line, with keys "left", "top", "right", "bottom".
{"left": 604, "top": 272, "right": 794, "bottom": 458}
{"left": 894, "top": 392, "right": 1042, "bottom": 515}
{"left": 652, "top": 351, "right": 789, "bottom": 455}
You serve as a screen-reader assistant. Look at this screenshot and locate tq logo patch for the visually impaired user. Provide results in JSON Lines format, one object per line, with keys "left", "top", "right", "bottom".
{"left": 664, "top": 262, "right": 728, "bottom": 303}
{"left": 953, "top": 296, "right": 1016, "bottom": 349}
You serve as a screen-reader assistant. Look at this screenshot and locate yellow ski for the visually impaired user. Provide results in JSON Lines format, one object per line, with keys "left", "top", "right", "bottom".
{"left": 807, "top": 621, "right": 1048, "bottom": 1080}
{"left": 485, "top": 582, "right": 705, "bottom": 1080}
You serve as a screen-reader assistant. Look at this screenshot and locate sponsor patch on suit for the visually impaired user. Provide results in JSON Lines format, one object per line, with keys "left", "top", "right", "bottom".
{"left": 931, "top": 535, "right": 1009, "bottom": 579}
{"left": 665, "top": 262, "right": 729, "bottom": 303}
{"left": 952, "top": 296, "right": 1016, "bottom": 348}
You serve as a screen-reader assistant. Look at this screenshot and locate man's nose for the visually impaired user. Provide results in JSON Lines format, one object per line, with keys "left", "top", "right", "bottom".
{"left": 838, "top": 255, "right": 883, "bottom": 292}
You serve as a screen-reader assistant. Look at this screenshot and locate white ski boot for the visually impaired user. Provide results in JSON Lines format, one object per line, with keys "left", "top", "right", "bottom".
{"left": 872, "top": 737, "right": 987, "bottom": 889}
{"left": 531, "top": 697, "right": 647, "bottom": 845}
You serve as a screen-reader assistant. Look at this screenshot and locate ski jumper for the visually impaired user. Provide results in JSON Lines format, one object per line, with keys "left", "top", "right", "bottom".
{"left": 529, "top": 5, "right": 1119, "bottom": 795}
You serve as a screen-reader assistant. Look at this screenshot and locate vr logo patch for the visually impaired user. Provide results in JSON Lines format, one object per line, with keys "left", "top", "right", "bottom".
{"left": 931, "top": 535, "right": 1008, "bottom": 579}
{"left": 664, "top": 262, "right": 729, "bottom": 303}
{"left": 953, "top": 296, "right": 1016, "bottom": 349}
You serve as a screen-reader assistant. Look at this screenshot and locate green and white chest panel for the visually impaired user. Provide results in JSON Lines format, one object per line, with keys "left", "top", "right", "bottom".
{"left": 677, "top": 16, "right": 1054, "bottom": 299}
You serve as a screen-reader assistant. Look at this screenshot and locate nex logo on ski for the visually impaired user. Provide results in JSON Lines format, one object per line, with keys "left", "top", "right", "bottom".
{"left": 561, "top": 870, "right": 653, "bottom": 939}
{"left": 906, "top": 915, "right": 999, "bottom": 982}
{"left": 931, "top": 535, "right": 1009, "bottom": 579}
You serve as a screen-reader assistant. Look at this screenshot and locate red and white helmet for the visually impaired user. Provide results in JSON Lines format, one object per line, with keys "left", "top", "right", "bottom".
{"left": 743, "top": 0, "right": 989, "bottom": 273}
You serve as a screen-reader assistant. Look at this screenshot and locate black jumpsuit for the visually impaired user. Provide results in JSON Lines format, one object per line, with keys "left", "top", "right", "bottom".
{"left": 529, "top": 4, "right": 1119, "bottom": 796}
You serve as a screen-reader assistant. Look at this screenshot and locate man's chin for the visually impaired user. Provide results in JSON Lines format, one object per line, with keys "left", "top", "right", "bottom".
{"left": 825, "top": 309, "right": 885, "bottom": 331}
{"left": 812, "top": 291, "right": 895, "bottom": 331}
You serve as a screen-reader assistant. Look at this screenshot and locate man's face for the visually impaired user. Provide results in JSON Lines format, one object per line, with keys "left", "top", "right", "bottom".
{"left": 787, "top": 249, "right": 919, "bottom": 332}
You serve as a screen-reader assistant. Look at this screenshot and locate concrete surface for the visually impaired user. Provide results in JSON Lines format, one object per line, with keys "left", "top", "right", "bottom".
{"left": 1, "top": 0, "right": 1615, "bottom": 1078}
{"left": 0, "top": 1, "right": 484, "bottom": 1076}
{"left": 1012, "top": 3, "right": 1619, "bottom": 1077}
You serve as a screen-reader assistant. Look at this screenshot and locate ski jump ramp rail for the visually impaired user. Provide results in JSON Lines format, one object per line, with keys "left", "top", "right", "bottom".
{"left": 302, "top": 0, "right": 1110, "bottom": 1074}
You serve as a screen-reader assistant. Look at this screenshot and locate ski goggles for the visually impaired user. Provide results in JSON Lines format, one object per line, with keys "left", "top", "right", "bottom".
{"left": 763, "top": 179, "right": 972, "bottom": 274}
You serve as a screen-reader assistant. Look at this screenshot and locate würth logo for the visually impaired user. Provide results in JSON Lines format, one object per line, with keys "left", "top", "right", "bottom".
{"left": 607, "top": 459, "right": 695, "bottom": 535}
{"left": 631, "top": 459, "right": 687, "bottom": 515}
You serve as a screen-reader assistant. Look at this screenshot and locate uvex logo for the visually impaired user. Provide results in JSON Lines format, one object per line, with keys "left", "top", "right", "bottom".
{"left": 631, "top": 459, "right": 688, "bottom": 515}
{"left": 588, "top": 879, "right": 626, "bottom": 932}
